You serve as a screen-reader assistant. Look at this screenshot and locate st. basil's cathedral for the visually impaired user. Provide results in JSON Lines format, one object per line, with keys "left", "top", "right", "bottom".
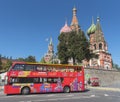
{"left": 44, "top": 7, "right": 112, "bottom": 69}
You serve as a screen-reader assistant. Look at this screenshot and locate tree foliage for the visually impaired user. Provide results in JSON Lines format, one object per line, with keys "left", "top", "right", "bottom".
{"left": 25, "top": 56, "right": 36, "bottom": 62}
{"left": 3, "top": 60, "right": 12, "bottom": 71}
{"left": 40, "top": 57, "right": 46, "bottom": 63}
{"left": 57, "top": 32, "right": 70, "bottom": 64}
{"left": 57, "top": 30, "right": 91, "bottom": 65}
{"left": 1, "top": 59, "right": 12, "bottom": 72}
{"left": 0, "top": 55, "right": 37, "bottom": 72}
{"left": 0, "top": 55, "right": 2, "bottom": 70}
{"left": 17, "top": 55, "right": 37, "bottom": 62}
{"left": 113, "top": 63, "right": 120, "bottom": 71}
{"left": 17, "top": 57, "right": 25, "bottom": 62}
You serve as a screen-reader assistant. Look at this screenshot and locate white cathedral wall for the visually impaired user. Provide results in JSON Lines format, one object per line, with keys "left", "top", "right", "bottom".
{"left": 98, "top": 59, "right": 100, "bottom": 66}
{"left": 104, "top": 61, "right": 111, "bottom": 70}
{"left": 89, "top": 59, "right": 92, "bottom": 66}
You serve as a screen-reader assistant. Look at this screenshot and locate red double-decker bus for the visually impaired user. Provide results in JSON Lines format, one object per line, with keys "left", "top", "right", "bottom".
{"left": 4, "top": 62, "right": 85, "bottom": 95}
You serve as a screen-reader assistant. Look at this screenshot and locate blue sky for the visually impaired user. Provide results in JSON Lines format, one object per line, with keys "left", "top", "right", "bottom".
{"left": 0, "top": 0, "right": 120, "bottom": 65}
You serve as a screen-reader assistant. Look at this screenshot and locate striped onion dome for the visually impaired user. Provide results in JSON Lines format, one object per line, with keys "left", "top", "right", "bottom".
{"left": 60, "top": 21, "right": 72, "bottom": 33}
{"left": 87, "top": 17, "right": 96, "bottom": 36}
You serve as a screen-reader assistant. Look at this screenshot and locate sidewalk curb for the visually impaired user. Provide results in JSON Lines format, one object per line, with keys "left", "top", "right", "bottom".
{"left": 88, "top": 86, "right": 120, "bottom": 92}
{"left": 0, "top": 86, "right": 4, "bottom": 90}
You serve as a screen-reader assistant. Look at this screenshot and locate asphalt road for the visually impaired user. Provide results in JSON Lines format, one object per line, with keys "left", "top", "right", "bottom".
{"left": 0, "top": 88, "right": 120, "bottom": 102}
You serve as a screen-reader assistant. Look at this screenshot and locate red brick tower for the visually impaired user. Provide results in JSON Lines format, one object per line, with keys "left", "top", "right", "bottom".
{"left": 70, "top": 6, "right": 80, "bottom": 33}
{"left": 87, "top": 17, "right": 112, "bottom": 69}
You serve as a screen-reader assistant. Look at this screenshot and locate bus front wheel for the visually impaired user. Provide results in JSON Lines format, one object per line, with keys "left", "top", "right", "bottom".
{"left": 21, "top": 87, "right": 30, "bottom": 95}
{"left": 63, "top": 86, "right": 70, "bottom": 93}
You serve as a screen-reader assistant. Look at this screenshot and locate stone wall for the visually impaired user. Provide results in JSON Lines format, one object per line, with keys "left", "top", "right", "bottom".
{"left": 84, "top": 68, "right": 120, "bottom": 87}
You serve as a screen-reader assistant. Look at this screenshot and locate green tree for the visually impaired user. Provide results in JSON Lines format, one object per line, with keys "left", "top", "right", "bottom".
{"left": 40, "top": 57, "right": 46, "bottom": 63}
{"left": 25, "top": 55, "right": 36, "bottom": 62}
{"left": 57, "top": 32, "right": 70, "bottom": 64}
{"left": 17, "top": 57, "right": 25, "bottom": 62}
{"left": 17, "top": 56, "right": 37, "bottom": 63}
{"left": 113, "top": 63, "right": 120, "bottom": 71}
{"left": 2, "top": 60, "right": 12, "bottom": 71}
{"left": 57, "top": 30, "right": 91, "bottom": 65}
{"left": 5, "top": 60, "right": 12, "bottom": 71}
{"left": 68, "top": 31, "right": 91, "bottom": 64}
{"left": 0, "top": 54, "right": 2, "bottom": 70}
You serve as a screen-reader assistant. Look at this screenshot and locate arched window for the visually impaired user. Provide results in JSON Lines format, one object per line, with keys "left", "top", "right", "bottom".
{"left": 99, "top": 43, "right": 102, "bottom": 50}
{"left": 94, "top": 44, "right": 96, "bottom": 50}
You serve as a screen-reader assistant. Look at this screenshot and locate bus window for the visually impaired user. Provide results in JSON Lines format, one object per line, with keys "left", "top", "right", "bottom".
{"left": 25, "top": 65, "right": 36, "bottom": 71}
{"left": 36, "top": 65, "right": 43, "bottom": 71}
{"left": 43, "top": 78, "right": 47, "bottom": 83}
{"left": 53, "top": 78, "right": 58, "bottom": 83}
{"left": 57, "top": 67, "right": 66, "bottom": 72}
{"left": 52, "top": 67, "right": 56, "bottom": 72}
{"left": 53, "top": 78, "right": 63, "bottom": 83}
{"left": 77, "top": 67, "right": 81, "bottom": 72}
{"left": 33, "top": 78, "right": 39, "bottom": 83}
{"left": 47, "top": 78, "right": 53, "bottom": 83}
{"left": 47, "top": 67, "right": 53, "bottom": 72}
{"left": 20, "top": 77, "right": 33, "bottom": 83}
{"left": 74, "top": 67, "right": 81, "bottom": 72}
{"left": 36, "top": 66, "right": 47, "bottom": 72}
{"left": 62, "top": 67, "right": 66, "bottom": 72}
{"left": 13, "top": 64, "right": 25, "bottom": 71}
{"left": 40, "top": 78, "right": 42, "bottom": 83}
{"left": 10, "top": 77, "right": 19, "bottom": 84}
{"left": 42, "top": 66, "right": 47, "bottom": 72}
{"left": 69, "top": 68, "right": 74, "bottom": 72}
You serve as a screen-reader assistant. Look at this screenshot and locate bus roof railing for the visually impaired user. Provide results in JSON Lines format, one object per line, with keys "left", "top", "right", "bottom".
{"left": 12, "top": 61, "right": 83, "bottom": 67}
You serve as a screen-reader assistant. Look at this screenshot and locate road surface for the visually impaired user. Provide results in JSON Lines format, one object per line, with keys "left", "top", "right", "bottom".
{"left": 0, "top": 88, "right": 120, "bottom": 102}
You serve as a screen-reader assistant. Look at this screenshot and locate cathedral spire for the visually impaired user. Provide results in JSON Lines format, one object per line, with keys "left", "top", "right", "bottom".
{"left": 49, "top": 37, "right": 53, "bottom": 46}
{"left": 95, "top": 17, "right": 105, "bottom": 43}
{"left": 44, "top": 37, "right": 54, "bottom": 63}
{"left": 71, "top": 6, "right": 78, "bottom": 25}
{"left": 70, "top": 6, "right": 80, "bottom": 31}
{"left": 92, "top": 16, "right": 94, "bottom": 24}
{"left": 96, "top": 17, "right": 102, "bottom": 32}
{"left": 73, "top": 5, "right": 77, "bottom": 16}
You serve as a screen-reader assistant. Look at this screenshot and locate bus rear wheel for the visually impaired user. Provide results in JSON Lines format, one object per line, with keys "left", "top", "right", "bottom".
{"left": 63, "top": 86, "right": 70, "bottom": 93}
{"left": 21, "top": 87, "right": 30, "bottom": 95}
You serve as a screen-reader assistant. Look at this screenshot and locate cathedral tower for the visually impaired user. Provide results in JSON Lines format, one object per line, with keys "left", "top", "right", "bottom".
{"left": 60, "top": 7, "right": 80, "bottom": 34}
{"left": 70, "top": 6, "right": 80, "bottom": 32}
{"left": 87, "top": 17, "right": 112, "bottom": 69}
{"left": 44, "top": 37, "right": 54, "bottom": 63}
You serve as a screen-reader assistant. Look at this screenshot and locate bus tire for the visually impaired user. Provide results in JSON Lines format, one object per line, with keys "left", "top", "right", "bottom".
{"left": 21, "top": 86, "right": 30, "bottom": 95}
{"left": 63, "top": 86, "right": 70, "bottom": 93}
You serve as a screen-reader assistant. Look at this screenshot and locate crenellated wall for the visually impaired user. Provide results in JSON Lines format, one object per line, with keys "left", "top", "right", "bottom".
{"left": 84, "top": 68, "right": 120, "bottom": 87}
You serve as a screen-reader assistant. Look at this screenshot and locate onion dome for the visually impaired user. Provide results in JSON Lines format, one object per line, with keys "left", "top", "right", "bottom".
{"left": 60, "top": 21, "right": 72, "bottom": 33}
{"left": 87, "top": 17, "right": 96, "bottom": 36}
